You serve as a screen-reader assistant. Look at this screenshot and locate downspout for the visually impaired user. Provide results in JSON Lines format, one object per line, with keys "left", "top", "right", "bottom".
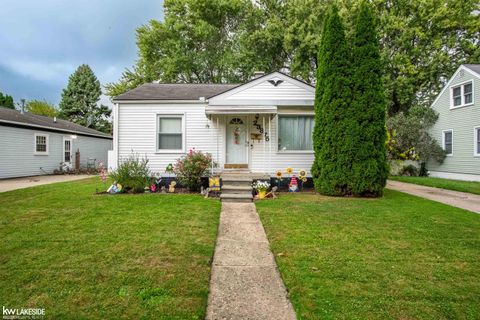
{"left": 114, "top": 102, "right": 119, "bottom": 170}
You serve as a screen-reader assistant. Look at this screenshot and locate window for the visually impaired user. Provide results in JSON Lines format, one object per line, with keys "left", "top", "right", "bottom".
{"left": 34, "top": 133, "right": 49, "bottom": 155}
{"left": 157, "top": 115, "right": 183, "bottom": 151}
{"left": 278, "top": 115, "right": 314, "bottom": 151}
{"left": 451, "top": 81, "right": 474, "bottom": 108}
{"left": 475, "top": 127, "right": 480, "bottom": 156}
{"left": 443, "top": 130, "right": 453, "bottom": 155}
{"left": 64, "top": 139, "right": 72, "bottom": 162}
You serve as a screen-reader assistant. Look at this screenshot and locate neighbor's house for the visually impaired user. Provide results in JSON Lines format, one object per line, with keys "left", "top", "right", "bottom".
{"left": 0, "top": 107, "right": 112, "bottom": 179}
{"left": 111, "top": 72, "right": 315, "bottom": 176}
{"left": 428, "top": 64, "right": 480, "bottom": 182}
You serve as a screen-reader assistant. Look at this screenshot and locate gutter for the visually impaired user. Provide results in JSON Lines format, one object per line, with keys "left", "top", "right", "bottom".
{"left": 0, "top": 120, "right": 112, "bottom": 140}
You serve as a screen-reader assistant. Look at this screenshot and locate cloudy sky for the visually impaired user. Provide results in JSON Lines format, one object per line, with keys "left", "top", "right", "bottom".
{"left": 0, "top": 0, "right": 164, "bottom": 107}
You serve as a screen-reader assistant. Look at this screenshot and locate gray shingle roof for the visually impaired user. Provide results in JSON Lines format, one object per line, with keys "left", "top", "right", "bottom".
{"left": 0, "top": 107, "right": 112, "bottom": 139}
{"left": 464, "top": 64, "right": 480, "bottom": 75}
{"left": 113, "top": 83, "right": 240, "bottom": 101}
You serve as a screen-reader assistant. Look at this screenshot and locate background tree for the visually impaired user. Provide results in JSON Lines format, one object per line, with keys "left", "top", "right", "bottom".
{"left": 387, "top": 105, "right": 446, "bottom": 165}
{"left": 105, "top": 0, "right": 262, "bottom": 97}
{"left": 107, "top": 0, "right": 479, "bottom": 116}
{"left": 25, "top": 100, "right": 58, "bottom": 117}
{"left": 311, "top": 4, "right": 354, "bottom": 196}
{"left": 349, "top": 1, "right": 388, "bottom": 196}
{"left": 59, "top": 64, "right": 111, "bottom": 133}
{"left": 0, "top": 92, "right": 15, "bottom": 109}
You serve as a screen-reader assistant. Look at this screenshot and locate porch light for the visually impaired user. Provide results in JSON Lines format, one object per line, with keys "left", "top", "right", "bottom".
{"left": 70, "top": 134, "right": 78, "bottom": 139}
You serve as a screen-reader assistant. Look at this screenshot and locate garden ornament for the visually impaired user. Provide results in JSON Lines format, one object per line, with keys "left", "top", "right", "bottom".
{"left": 160, "top": 186, "right": 167, "bottom": 193}
{"left": 169, "top": 181, "right": 177, "bottom": 193}
{"left": 265, "top": 186, "right": 278, "bottom": 199}
{"left": 289, "top": 176, "right": 298, "bottom": 192}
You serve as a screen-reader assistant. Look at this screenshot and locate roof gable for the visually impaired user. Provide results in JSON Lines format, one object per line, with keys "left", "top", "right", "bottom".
{"left": 208, "top": 72, "right": 315, "bottom": 106}
{"left": 431, "top": 64, "right": 480, "bottom": 108}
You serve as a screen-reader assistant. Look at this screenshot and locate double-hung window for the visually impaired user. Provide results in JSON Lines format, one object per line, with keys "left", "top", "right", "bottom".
{"left": 34, "top": 133, "right": 49, "bottom": 155}
{"left": 278, "top": 115, "right": 314, "bottom": 151}
{"left": 475, "top": 127, "right": 480, "bottom": 156}
{"left": 157, "top": 115, "right": 184, "bottom": 152}
{"left": 442, "top": 130, "right": 453, "bottom": 156}
{"left": 451, "top": 81, "right": 474, "bottom": 108}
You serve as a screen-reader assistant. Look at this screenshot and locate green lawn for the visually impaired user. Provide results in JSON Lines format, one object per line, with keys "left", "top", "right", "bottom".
{"left": 390, "top": 176, "right": 480, "bottom": 195}
{"left": 0, "top": 178, "right": 220, "bottom": 319}
{"left": 256, "top": 191, "right": 480, "bottom": 319}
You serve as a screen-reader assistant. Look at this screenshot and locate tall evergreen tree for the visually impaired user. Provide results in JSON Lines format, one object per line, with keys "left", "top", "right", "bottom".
{"left": 311, "top": 4, "right": 354, "bottom": 196}
{"left": 0, "top": 92, "right": 15, "bottom": 109}
{"left": 350, "top": 1, "right": 388, "bottom": 196}
{"left": 59, "top": 65, "right": 111, "bottom": 133}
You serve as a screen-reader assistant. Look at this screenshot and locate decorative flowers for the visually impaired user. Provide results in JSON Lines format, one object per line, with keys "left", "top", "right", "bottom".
{"left": 275, "top": 170, "right": 283, "bottom": 178}
{"left": 285, "top": 167, "right": 293, "bottom": 174}
{"left": 298, "top": 169, "right": 307, "bottom": 179}
{"left": 253, "top": 180, "right": 271, "bottom": 192}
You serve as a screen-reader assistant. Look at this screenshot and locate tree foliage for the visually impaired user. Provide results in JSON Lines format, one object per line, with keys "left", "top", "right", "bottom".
{"left": 311, "top": 4, "right": 354, "bottom": 196}
{"left": 25, "top": 100, "right": 58, "bottom": 117}
{"left": 0, "top": 92, "right": 15, "bottom": 109}
{"left": 347, "top": 1, "right": 389, "bottom": 196}
{"left": 387, "top": 105, "right": 446, "bottom": 164}
{"left": 107, "top": 0, "right": 480, "bottom": 116}
{"left": 59, "top": 65, "right": 112, "bottom": 133}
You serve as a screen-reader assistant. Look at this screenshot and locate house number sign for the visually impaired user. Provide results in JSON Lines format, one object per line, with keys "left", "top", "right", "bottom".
{"left": 253, "top": 114, "right": 270, "bottom": 142}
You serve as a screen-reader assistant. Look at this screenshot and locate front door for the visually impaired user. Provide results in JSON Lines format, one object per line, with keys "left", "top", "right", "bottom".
{"left": 63, "top": 138, "right": 72, "bottom": 167}
{"left": 226, "top": 116, "right": 248, "bottom": 168}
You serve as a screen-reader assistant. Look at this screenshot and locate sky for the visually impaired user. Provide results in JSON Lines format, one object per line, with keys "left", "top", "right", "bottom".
{"left": 0, "top": 0, "right": 164, "bottom": 108}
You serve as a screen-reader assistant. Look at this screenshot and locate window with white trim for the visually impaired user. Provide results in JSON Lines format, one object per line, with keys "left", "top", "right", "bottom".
{"left": 443, "top": 130, "right": 453, "bottom": 155}
{"left": 451, "top": 81, "right": 473, "bottom": 108}
{"left": 278, "top": 115, "right": 314, "bottom": 151}
{"left": 34, "top": 133, "right": 49, "bottom": 154}
{"left": 475, "top": 127, "right": 480, "bottom": 156}
{"left": 157, "top": 115, "right": 183, "bottom": 151}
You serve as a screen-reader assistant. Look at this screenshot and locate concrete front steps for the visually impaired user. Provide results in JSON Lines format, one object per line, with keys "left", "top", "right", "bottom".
{"left": 220, "top": 176, "right": 253, "bottom": 203}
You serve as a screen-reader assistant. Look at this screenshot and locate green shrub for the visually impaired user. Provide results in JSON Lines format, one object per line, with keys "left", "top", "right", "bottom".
{"left": 400, "top": 165, "right": 418, "bottom": 177}
{"left": 174, "top": 150, "right": 213, "bottom": 191}
{"left": 109, "top": 154, "right": 152, "bottom": 193}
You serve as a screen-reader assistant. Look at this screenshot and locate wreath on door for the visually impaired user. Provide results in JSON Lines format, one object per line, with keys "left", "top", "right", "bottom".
{"left": 233, "top": 127, "right": 241, "bottom": 144}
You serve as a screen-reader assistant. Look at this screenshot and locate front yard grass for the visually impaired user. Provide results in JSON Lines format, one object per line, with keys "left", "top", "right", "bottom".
{"left": 390, "top": 176, "right": 480, "bottom": 195}
{"left": 256, "top": 191, "right": 480, "bottom": 319}
{"left": 0, "top": 178, "right": 220, "bottom": 319}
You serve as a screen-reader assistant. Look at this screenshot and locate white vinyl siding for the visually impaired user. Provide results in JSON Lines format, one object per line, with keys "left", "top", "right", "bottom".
{"left": 442, "top": 130, "right": 453, "bottom": 155}
{"left": 278, "top": 115, "right": 314, "bottom": 151}
{"left": 429, "top": 66, "right": 480, "bottom": 178}
{"left": 0, "top": 126, "right": 112, "bottom": 179}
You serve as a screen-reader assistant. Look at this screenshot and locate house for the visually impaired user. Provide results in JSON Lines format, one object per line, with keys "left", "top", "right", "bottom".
{"left": 111, "top": 72, "right": 315, "bottom": 177}
{"left": 0, "top": 107, "right": 112, "bottom": 179}
{"left": 428, "top": 64, "right": 480, "bottom": 182}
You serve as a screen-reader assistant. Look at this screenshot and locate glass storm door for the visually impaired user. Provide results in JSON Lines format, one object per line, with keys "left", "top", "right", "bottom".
{"left": 226, "top": 116, "right": 248, "bottom": 165}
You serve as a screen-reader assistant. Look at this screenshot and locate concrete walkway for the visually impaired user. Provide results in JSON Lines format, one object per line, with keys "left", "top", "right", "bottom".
{"left": 387, "top": 180, "right": 480, "bottom": 214}
{"left": 206, "top": 202, "right": 296, "bottom": 320}
{"left": 0, "top": 175, "right": 94, "bottom": 193}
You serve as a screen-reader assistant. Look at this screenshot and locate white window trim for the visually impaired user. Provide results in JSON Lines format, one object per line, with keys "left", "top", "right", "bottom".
{"left": 450, "top": 80, "right": 474, "bottom": 109}
{"left": 276, "top": 114, "right": 315, "bottom": 154}
{"left": 63, "top": 137, "right": 72, "bottom": 163}
{"left": 442, "top": 129, "right": 453, "bottom": 156}
{"left": 34, "top": 133, "right": 49, "bottom": 155}
{"left": 155, "top": 113, "right": 186, "bottom": 154}
{"left": 474, "top": 126, "right": 480, "bottom": 157}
